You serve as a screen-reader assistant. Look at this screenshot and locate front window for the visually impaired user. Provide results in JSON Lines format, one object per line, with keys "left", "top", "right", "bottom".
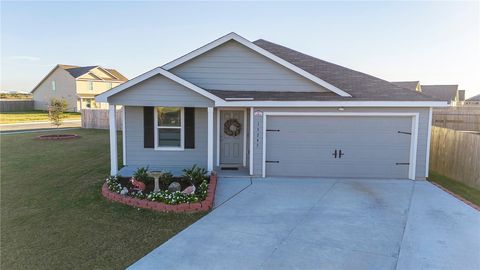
{"left": 88, "top": 81, "right": 94, "bottom": 91}
{"left": 51, "top": 81, "right": 56, "bottom": 91}
{"left": 107, "top": 82, "right": 113, "bottom": 89}
{"left": 155, "top": 107, "right": 184, "bottom": 149}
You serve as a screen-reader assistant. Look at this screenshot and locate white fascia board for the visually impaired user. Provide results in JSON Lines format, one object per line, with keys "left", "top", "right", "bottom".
{"left": 162, "top": 32, "right": 352, "bottom": 97}
{"left": 214, "top": 100, "right": 449, "bottom": 108}
{"left": 95, "top": 67, "right": 223, "bottom": 103}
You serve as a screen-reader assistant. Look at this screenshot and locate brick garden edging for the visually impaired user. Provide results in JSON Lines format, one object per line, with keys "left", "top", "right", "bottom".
{"left": 101, "top": 172, "right": 217, "bottom": 213}
{"left": 430, "top": 181, "right": 480, "bottom": 211}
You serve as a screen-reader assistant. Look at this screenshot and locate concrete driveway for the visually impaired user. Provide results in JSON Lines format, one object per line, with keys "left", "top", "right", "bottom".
{"left": 129, "top": 178, "right": 480, "bottom": 270}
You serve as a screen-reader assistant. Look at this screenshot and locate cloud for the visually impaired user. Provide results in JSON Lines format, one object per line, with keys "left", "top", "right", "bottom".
{"left": 7, "top": 55, "right": 40, "bottom": 61}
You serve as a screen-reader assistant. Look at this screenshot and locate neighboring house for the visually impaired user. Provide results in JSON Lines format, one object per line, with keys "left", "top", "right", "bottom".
{"left": 31, "top": 65, "right": 128, "bottom": 112}
{"left": 458, "top": 90, "right": 466, "bottom": 105}
{"left": 465, "top": 94, "right": 480, "bottom": 106}
{"left": 421, "top": 85, "right": 460, "bottom": 105}
{"left": 96, "top": 33, "right": 447, "bottom": 181}
{"left": 391, "top": 81, "right": 422, "bottom": 92}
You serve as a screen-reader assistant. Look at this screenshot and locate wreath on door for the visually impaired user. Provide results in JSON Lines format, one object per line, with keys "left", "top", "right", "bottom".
{"left": 224, "top": 119, "right": 241, "bottom": 137}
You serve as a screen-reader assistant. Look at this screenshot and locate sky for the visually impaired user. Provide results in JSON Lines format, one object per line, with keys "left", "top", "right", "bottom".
{"left": 1, "top": 1, "right": 479, "bottom": 98}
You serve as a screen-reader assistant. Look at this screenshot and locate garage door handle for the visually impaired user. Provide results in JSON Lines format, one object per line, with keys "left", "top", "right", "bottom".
{"left": 339, "top": 150, "right": 344, "bottom": 158}
{"left": 332, "top": 150, "right": 337, "bottom": 158}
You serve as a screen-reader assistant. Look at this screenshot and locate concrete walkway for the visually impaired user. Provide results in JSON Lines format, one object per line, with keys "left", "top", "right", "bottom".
{"left": 129, "top": 178, "right": 480, "bottom": 270}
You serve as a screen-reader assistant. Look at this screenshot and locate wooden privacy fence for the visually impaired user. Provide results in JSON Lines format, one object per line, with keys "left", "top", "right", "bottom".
{"left": 0, "top": 99, "right": 34, "bottom": 112}
{"left": 433, "top": 107, "right": 480, "bottom": 132}
{"left": 81, "top": 109, "right": 122, "bottom": 130}
{"left": 429, "top": 126, "right": 480, "bottom": 189}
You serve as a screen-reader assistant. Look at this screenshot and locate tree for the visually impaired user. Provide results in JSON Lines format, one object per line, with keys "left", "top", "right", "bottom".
{"left": 48, "top": 98, "right": 68, "bottom": 128}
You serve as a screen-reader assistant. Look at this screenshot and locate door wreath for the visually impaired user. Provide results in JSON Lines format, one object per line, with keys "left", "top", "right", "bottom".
{"left": 224, "top": 119, "right": 241, "bottom": 137}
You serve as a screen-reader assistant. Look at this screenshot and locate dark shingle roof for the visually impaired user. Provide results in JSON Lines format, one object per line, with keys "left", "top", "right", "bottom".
{"left": 420, "top": 85, "right": 458, "bottom": 102}
{"left": 467, "top": 94, "right": 480, "bottom": 101}
{"left": 252, "top": 39, "right": 437, "bottom": 101}
{"left": 391, "top": 81, "right": 420, "bottom": 92}
{"left": 59, "top": 65, "right": 127, "bottom": 81}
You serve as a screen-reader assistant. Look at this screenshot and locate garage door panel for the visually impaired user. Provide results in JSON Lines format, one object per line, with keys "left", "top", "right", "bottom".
{"left": 265, "top": 116, "right": 411, "bottom": 179}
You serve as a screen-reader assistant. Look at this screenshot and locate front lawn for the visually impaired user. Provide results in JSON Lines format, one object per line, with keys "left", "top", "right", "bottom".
{"left": 0, "top": 129, "right": 205, "bottom": 269}
{"left": 428, "top": 171, "right": 480, "bottom": 207}
{"left": 0, "top": 110, "right": 81, "bottom": 124}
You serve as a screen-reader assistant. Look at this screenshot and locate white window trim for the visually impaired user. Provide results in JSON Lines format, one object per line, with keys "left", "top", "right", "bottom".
{"left": 154, "top": 107, "right": 185, "bottom": 151}
{"left": 51, "top": 80, "right": 56, "bottom": 91}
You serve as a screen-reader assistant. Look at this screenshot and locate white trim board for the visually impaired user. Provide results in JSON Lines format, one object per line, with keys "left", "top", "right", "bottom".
{"left": 216, "top": 108, "right": 248, "bottom": 168}
{"left": 425, "top": 107, "right": 433, "bottom": 177}
{"left": 215, "top": 100, "right": 448, "bottom": 108}
{"left": 261, "top": 112, "right": 419, "bottom": 180}
{"left": 162, "top": 32, "right": 351, "bottom": 97}
{"left": 95, "top": 67, "right": 224, "bottom": 103}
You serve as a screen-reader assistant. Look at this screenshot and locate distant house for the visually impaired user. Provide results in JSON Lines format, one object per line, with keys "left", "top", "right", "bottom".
{"left": 465, "top": 94, "right": 480, "bottom": 106}
{"left": 31, "top": 65, "right": 128, "bottom": 112}
{"left": 458, "top": 90, "right": 466, "bottom": 105}
{"left": 391, "top": 81, "right": 422, "bottom": 92}
{"left": 420, "top": 85, "right": 461, "bottom": 105}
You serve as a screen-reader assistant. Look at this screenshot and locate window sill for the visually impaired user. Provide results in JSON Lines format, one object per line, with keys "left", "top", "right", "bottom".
{"left": 154, "top": 147, "right": 185, "bottom": 151}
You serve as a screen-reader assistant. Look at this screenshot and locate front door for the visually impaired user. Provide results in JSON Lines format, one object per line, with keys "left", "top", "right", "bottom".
{"left": 220, "top": 110, "right": 244, "bottom": 165}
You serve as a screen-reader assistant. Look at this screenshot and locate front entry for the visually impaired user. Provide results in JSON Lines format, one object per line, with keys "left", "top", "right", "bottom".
{"left": 220, "top": 110, "right": 245, "bottom": 165}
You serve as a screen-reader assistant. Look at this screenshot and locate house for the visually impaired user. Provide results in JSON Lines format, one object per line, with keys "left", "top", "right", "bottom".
{"left": 391, "top": 81, "right": 422, "bottom": 92}
{"left": 465, "top": 94, "right": 480, "bottom": 106}
{"left": 96, "top": 33, "right": 447, "bottom": 180}
{"left": 31, "top": 65, "right": 128, "bottom": 112}
{"left": 420, "top": 84, "right": 461, "bottom": 105}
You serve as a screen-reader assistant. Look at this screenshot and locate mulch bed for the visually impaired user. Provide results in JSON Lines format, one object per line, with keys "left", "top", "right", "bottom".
{"left": 36, "top": 134, "right": 80, "bottom": 140}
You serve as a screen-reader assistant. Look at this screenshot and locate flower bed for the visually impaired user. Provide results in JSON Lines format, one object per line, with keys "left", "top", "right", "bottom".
{"left": 101, "top": 171, "right": 217, "bottom": 213}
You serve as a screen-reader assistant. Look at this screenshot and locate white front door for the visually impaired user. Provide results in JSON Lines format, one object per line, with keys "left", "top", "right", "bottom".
{"left": 220, "top": 110, "right": 244, "bottom": 165}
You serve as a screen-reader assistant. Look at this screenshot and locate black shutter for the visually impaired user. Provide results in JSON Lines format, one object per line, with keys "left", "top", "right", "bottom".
{"left": 143, "top": 107, "right": 154, "bottom": 148}
{"left": 184, "top": 107, "right": 195, "bottom": 149}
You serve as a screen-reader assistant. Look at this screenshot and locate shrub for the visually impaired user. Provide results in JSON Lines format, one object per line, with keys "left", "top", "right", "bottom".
{"left": 159, "top": 171, "right": 173, "bottom": 189}
{"left": 182, "top": 165, "right": 208, "bottom": 187}
{"left": 133, "top": 166, "right": 152, "bottom": 184}
{"left": 106, "top": 176, "right": 122, "bottom": 193}
{"left": 48, "top": 98, "right": 68, "bottom": 128}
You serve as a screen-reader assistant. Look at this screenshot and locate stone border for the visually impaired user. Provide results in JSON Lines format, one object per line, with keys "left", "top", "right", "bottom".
{"left": 36, "top": 134, "right": 80, "bottom": 140}
{"left": 430, "top": 181, "right": 480, "bottom": 211}
{"left": 102, "top": 172, "right": 217, "bottom": 213}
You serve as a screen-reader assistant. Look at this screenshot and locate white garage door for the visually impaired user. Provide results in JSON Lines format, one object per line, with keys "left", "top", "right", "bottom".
{"left": 265, "top": 115, "right": 413, "bottom": 179}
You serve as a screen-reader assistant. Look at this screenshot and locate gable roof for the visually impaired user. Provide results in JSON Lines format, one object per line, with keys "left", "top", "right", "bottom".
{"left": 420, "top": 85, "right": 458, "bottom": 102}
{"left": 96, "top": 67, "right": 224, "bottom": 103}
{"left": 162, "top": 33, "right": 351, "bottom": 97}
{"left": 467, "top": 94, "right": 480, "bottom": 101}
{"left": 391, "top": 81, "right": 421, "bottom": 92}
{"left": 31, "top": 64, "right": 128, "bottom": 93}
{"left": 97, "top": 33, "right": 446, "bottom": 106}
{"left": 253, "top": 39, "right": 437, "bottom": 102}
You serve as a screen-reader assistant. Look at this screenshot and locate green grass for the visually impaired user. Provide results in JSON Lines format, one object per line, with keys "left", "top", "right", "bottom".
{"left": 0, "top": 110, "right": 81, "bottom": 124}
{"left": 0, "top": 129, "right": 205, "bottom": 269}
{"left": 428, "top": 171, "right": 480, "bottom": 207}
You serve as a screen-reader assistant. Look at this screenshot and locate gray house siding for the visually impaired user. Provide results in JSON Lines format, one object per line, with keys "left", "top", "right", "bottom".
{"left": 124, "top": 106, "right": 209, "bottom": 171}
{"left": 251, "top": 107, "right": 430, "bottom": 180}
{"left": 170, "top": 40, "right": 328, "bottom": 92}
{"left": 108, "top": 74, "right": 214, "bottom": 107}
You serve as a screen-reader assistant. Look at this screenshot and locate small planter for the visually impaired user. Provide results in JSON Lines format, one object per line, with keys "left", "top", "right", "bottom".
{"left": 36, "top": 134, "right": 80, "bottom": 140}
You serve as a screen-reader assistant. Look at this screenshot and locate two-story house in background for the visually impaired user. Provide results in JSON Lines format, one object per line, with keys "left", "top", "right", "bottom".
{"left": 31, "top": 64, "right": 128, "bottom": 112}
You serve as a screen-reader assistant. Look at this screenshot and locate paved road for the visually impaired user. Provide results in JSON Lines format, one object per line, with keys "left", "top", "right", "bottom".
{"left": 129, "top": 177, "right": 480, "bottom": 270}
{"left": 0, "top": 120, "right": 81, "bottom": 132}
